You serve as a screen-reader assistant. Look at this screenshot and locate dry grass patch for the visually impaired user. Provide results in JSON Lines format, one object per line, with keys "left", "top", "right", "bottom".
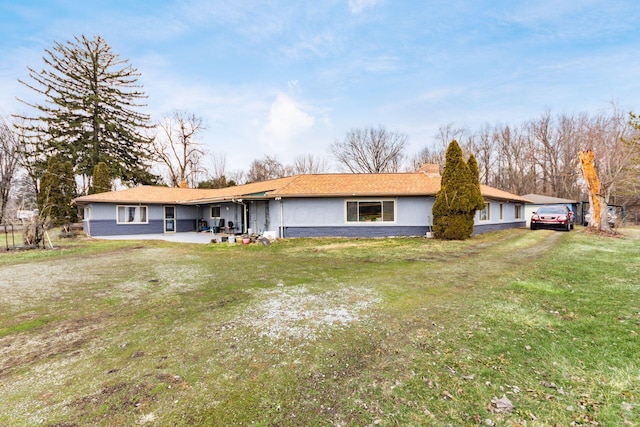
{"left": 237, "top": 284, "right": 381, "bottom": 343}
{"left": 0, "top": 229, "right": 638, "bottom": 426}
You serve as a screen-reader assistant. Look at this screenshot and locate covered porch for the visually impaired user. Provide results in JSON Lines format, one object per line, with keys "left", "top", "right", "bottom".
{"left": 188, "top": 196, "right": 271, "bottom": 236}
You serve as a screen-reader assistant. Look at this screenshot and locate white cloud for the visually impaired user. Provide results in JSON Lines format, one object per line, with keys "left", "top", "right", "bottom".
{"left": 348, "top": 0, "right": 381, "bottom": 14}
{"left": 263, "top": 93, "right": 315, "bottom": 146}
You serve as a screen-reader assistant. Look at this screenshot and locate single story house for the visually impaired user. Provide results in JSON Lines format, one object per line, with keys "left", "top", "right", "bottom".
{"left": 73, "top": 164, "right": 531, "bottom": 238}
{"left": 521, "top": 194, "right": 579, "bottom": 227}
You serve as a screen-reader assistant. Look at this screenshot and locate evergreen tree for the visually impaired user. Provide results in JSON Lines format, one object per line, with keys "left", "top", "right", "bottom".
{"left": 89, "top": 162, "right": 112, "bottom": 194}
{"left": 467, "top": 153, "right": 486, "bottom": 210}
{"left": 17, "top": 35, "right": 158, "bottom": 189}
{"left": 464, "top": 153, "right": 486, "bottom": 231}
{"left": 432, "top": 140, "right": 484, "bottom": 240}
{"left": 197, "top": 175, "right": 237, "bottom": 189}
{"left": 38, "top": 156, "right": 77, "bottom": 226}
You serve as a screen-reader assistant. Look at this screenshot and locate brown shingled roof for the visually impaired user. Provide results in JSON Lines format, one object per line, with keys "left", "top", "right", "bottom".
{"left": 72, "top": 176, "right": 300, "bottom": 205}
{"left": 184, "top": 176, "right": 298, "bottom": 203}
{"left": 73, "top": 186, "right": 216, "bottom": 205}
{"left": 73, "top": 172, "right": 530, "bottom": 204}
{"left": 269, "top": 173, "right": 441, "bottom": 197}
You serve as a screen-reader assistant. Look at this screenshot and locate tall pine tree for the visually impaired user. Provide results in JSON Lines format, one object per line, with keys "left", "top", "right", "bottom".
{"left": 432, "top": 140, "right": 485, "bottom": 240}
{"left": 17, "top": 35, "right": 158, "bottom": 190}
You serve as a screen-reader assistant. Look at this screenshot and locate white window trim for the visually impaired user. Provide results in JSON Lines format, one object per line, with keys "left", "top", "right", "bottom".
{"left": 479, "top": 202, "right": 491, "bottom": 222}
{"left": 499, "top": 203, "right": 504, "bottom": 221}
{"left": 210, "top": 205, "right": 221, "bottom": 219}
{"left": 345, "top": 199, "right": 397, "bottom": 224}
{"left": 116, "top": 205, "right": 149, "bottom": 225}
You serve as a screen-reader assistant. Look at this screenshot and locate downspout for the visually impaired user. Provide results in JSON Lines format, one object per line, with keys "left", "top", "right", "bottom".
{"left": 275, "top": 197, "right": 283, "bottom": 238}
{"left": 86, "top": 205, "right": 91, "bottom": 237}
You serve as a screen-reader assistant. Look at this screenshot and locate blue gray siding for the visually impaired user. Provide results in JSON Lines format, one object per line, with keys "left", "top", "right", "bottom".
{"left": 82, "top": 195, "right": 525, "bottom": 238}
{"left": 274, "top": 197, "right": 435, "bottom": 227}
{"left": 84, "top": 204, "right": 198, "bottom": 236}
{"left": 284, "top": 226, "right": 431, "bottom": 238}
{"left": 473, "top": 221, "right": 527, "bottom": 234}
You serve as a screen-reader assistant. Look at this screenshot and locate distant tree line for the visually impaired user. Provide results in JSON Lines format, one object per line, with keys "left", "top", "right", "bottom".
{"left": 416, "top": 109, "right": 640, "bottom": 221}
{"left": 417, "top": 109, "right": 639, "bottom": 204}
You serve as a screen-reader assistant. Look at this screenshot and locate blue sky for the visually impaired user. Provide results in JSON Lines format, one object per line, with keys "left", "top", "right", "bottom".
{"left": 1, "top": 0, "right": 640, "bottom": 173}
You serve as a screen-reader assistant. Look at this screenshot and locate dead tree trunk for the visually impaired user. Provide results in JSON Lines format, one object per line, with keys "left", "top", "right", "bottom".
{"left": 578, "top": 150, "right": 610, "bottom": 231}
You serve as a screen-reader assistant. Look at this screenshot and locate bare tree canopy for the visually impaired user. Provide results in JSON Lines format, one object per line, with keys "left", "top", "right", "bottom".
{"left": 412, "top": 106, "right": 638, "bottom": 211}
{"left": 291, "top": 154, "right": 330, "bottom": 174}
{"left": 622, "top": 113, "right": 640, "bottom": 206}
{"left": 0, "top": 116, "right": 21, "bottom": 223}
{"left": 152, "top": 110, "right": 206, "bottom": 187}
{"left": 246, "top": 155, "right": 287, "bottom": 183}
{"left": 196, "top": 153, "right": 240, "bottom": 189}
{"left": 409, "top": 146, "right": 444, "bottom": 172}
{"left": 331, "top": 125, "right": 407, "bottom": 173}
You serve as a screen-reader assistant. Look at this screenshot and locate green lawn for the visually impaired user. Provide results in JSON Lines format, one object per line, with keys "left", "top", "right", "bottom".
{"left": 0, "top": 228, "right": 638, "bottom": 426}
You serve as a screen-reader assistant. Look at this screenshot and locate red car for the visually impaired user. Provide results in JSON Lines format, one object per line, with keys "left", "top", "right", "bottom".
{"left": 530, "top": 205, "right": 575, "bottom": 231}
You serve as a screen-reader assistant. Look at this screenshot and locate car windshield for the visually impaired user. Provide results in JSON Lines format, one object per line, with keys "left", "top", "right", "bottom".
{"left": 537, "top": 206, "right": 566, "bottom": 215}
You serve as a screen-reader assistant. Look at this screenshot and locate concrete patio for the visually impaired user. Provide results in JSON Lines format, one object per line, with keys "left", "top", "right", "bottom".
{"left": 95, "top": 231, "right": 223, "bottom": 244}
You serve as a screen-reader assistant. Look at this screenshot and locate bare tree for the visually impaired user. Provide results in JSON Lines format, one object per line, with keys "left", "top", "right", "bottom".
{"left": 0, "top": 117, "right": 21, "bottom": 223}
{"left": 331, "top": 125, "right": 407, "bottom": 173}
{"left": 434, "top": 124, "right": 469, "bottom": 152}
{"left": 12, "top": 117, "right": 43, "bottom": 196}
{"left": 529, "top": 111, "right": 563, "bottom": 196}
{"left": 226, "top": 169, "right": 246, "bottom": 186}
{"left": 579, "top": 106, "right": 639, "bottom": 229}
{"left": 246, "top": 155, "right": 287, "bottom": 183}
{"left": 291, "top": 154, "right": 329, "bottom": 174}
{"left": 468, "top": 124, "right": 497, "bottom": 185}
{"left": 197, "top": 153, "right": 240, "bottom": 188}
{"left": 620, "top": 113, "right": 640, "bottom": 209}
{"left": 207, "top": 153, "right": 228, "bottom": 182}
{"left": 405, "top": 107, "right": 638, "bottom": 221}
{"left": 492, "top": 124, "right": 540, "bottom": 195}
{"left": 12, "top": 173, "right": 38, "bottom": 212}
{"left": 408, "top": 146, "right": 444, "bottom": 171}
{"left": 410, "top": 124, "right": 472, "bottom": 173}
{"left": 152, "top": 110, "right": 206, "bottom": 187}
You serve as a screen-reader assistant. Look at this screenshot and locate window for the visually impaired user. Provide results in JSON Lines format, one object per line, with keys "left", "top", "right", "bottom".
{"left": 499, "top": 203, "right": 504, "bottom": 221}
{"left": 210, "top": 206, "right": 221, "bottom": 218}
{"left": 346, "top": 200, "right": 395, "bottom": 223}
{"left": 479, "top": 203, "right": 491, "bottom": 221}
{"left": 514, "top": 204, "right": 522, "bottom": 219}
{"left": 117, "top": 205, "right": 148, "bottom": 224}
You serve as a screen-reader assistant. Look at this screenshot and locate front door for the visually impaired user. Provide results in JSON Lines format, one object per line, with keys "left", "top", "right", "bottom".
{"left": 164, "top": 206, "right": 176, "bottom": 233}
